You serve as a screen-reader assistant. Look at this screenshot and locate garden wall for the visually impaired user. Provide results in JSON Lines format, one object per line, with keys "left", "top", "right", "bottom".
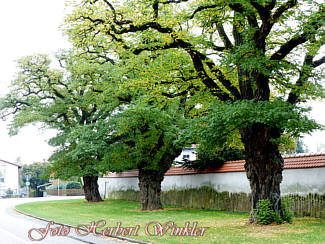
{"left": 99, "top": 154, "right": 325, "bottom": 218}
{"left": 106, "top": 188, "right": 325, "bottom": 218}
{"left": 46, "top": 189, "right": 84, "bottom": 196}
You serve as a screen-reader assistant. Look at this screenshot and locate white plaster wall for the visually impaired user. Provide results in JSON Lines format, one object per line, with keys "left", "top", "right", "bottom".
{"left": 5, "top": 164, "right": 19, "bottom": 191}
{"left": 281, "top": 168, "right": 325, "bottom": 195}
{"left": 98, "top": 177, "right": 138, "bottom": 198}
{"left": 161, "top": 172, "right": 250, "bottom": 193}
{"left": 98, "top": 167, "right": 325, "bottom": 198}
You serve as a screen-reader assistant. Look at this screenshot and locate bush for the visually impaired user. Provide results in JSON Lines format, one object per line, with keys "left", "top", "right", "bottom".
{"left": 29, "top": 189, "right": 36, "bottom": 197}
{"left": 281, "top": 199, "right": 293, "bottom": 224}
{"left": 254, "top": 199, "right": 276, "bottom": 225}
{"left": 254, "top": 199, "right": 293, "bottom": 225}
{"left": 47, "top": 183, "right": 65, "bottom": 190}
{"left": 66, "top": 181, "right": 82, "bottom": 189}
{"left": 182, "top": 148, "right": 244, "bottom": 170}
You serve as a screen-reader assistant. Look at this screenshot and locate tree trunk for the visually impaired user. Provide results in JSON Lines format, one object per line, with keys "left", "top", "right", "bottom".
{"left": 138, "top": 168, "right": 165, "bottom": 210}
{"left": 83, "top": 175, "right": 103, "bottom": 202}
{"left": 241, "top": 123, "right": 284, "bottom": 223}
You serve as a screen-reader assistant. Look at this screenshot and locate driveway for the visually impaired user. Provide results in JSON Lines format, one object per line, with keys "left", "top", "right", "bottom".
{"left": 0, "top": 196, "right": 135, "bottom": 244}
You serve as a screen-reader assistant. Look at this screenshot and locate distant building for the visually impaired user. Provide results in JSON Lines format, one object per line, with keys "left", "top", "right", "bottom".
{"left": 174, "top": 144, "right": 197, "bottom": 164}
{"left": 0, "top": 159, "right": 21, "bottom": 196}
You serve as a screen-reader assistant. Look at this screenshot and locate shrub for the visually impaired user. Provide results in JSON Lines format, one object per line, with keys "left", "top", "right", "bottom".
{"left": 281, "top": 199, "right": 293, "bottom": 224}
{"left": 47, "top": 183, "right": 65, "bottom": 190}
{"left": 254, "top": 199, "right": 276, "bottom": 224}
{"left": 254, "top": 199, "right": 294, "bottom": 225}
{"left": 66, "top": 181, "right": 82, "bottom": 189}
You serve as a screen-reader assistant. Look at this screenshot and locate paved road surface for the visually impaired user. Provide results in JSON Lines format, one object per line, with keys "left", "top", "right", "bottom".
{"left": 0, "top": 196, "right": 135, "bottom": 244}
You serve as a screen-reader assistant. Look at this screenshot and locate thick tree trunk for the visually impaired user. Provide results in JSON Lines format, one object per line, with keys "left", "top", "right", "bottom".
{"left": 83, "top": 175, "right": 103, "bottom": 202}
{"left": 138, "top": 168, "right": 165, "bottom": 210}
{"left": 241, "top": 123, "right": 284, "bottom": 223}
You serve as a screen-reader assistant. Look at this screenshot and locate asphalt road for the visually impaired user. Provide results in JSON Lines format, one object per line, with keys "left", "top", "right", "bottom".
{"left": 0, "top": 196, "right": 136, "bottom": 244}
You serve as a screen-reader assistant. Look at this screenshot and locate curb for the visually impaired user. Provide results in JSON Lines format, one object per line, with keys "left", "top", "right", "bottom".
{"left": 14, "top": 207, "right": 151, "bottom": 244}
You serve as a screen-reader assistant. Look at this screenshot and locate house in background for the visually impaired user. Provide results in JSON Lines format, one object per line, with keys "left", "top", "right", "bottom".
{"left": 174, "top": 144, "right": 197, "bottom": 164}
{"left": 0, "top": 159, "right": 21, "bottom": 197}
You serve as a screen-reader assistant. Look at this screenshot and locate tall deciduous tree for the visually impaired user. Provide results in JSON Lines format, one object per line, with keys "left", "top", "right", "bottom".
{"left": 0, "top": 53, "right": 123, "bottom": 202}
{"left": 68, "top": 102, "right": 186, "bottom": 210}
{"left": 65, "top": 0, "right": 324, "bottom": 222}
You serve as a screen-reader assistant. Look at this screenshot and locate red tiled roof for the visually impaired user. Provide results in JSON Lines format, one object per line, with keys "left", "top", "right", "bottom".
{"left": 104, "top": 153, "right": 325, "bottom": 178}
{"left": 282, "top": 153, "right": 325, "bottom": 169}
{"left": 0, "top": 159, "right": 22, "bottom": 168}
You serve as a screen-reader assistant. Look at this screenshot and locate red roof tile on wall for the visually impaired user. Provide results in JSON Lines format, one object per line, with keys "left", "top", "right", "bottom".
{"left": 104, "top": 153, "right": 325, "bottom": 178}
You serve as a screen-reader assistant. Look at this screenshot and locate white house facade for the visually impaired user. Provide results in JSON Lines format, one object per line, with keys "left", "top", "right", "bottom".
{"left": 0, "top": 159, "right": 21, "bottom": 196}
{"left": 174, "top": 145, "right": 197, "bottom": 164}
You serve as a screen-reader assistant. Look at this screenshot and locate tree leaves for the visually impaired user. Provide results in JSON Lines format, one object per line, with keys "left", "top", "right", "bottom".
{"left": 194, "top": 99, "right": 321, "bottom": 151}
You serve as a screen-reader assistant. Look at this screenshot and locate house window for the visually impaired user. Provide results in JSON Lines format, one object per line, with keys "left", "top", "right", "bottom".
{"left": 0, "top": 178, "right": 4, "bottom": 183}
{"left": 183, "top": 154, "right": 190, "bottom": 159}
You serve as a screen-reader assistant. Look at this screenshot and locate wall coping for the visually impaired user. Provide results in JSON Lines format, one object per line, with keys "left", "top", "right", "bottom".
{"left": 104, "top": 153, "right": 325, "bottom": 178}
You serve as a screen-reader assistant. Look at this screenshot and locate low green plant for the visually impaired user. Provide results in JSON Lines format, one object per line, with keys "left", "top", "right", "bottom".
{"left": 254, "top": 199, "right": 276, "bottom": 224}
{"left": 66, "top": 181, "right": 82, "bottom": 189}
{"left": 274, "top": 211, "right": 283, "bottom": 224}
{"left": 254, "top": 199, "right": 293, "bottom": 224}
{"left": 47, "top": 183, "right": 66, "bottom": 190}
{"left": 281, "top": 198, "right": 293, "bottom": 223}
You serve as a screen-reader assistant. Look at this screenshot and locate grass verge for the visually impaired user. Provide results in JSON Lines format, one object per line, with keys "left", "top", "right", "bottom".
{"left": 16, "top": 199, "right": 325, "bottom": 244}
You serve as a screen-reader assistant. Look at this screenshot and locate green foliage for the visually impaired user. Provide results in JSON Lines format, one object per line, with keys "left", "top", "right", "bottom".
{"left": 254, "top": 199, "right": 277, "bottom": 225}
{"left": 182, "top": 147, "right": 244, "bottom": 170}
{"left": 254, "top": 199, "right": 293, "bottom": 225}
{"left": 6, "top": 188, "right": 13, "bottom": 195}
{"left": 193, "top": 99, "right": 321, "bottom": 150}
{"left": 101, "top": 103, "right": 186, "bottom": 172}
{"left": 0, "top": 51, "right": 132, "bottom": 180}
{"left": 21, "top": 162, "right": 49, "bottom": 191}
{"left": 281, "top": 199, "right": 293, "bottom": 224}
{"left": 66, "top": 181, "right": 82, "bottom": 189}
{"left": 1, "top": 0, "right": 324, "bottom": 217}
{"left": 62, "top": 0, "right": 324, "bottom": 154}
{"left": 47, "top": 183, "right": 66, "bottom": 190}
{"left": 274, "top": 211, "right": 283, "bottom": 224}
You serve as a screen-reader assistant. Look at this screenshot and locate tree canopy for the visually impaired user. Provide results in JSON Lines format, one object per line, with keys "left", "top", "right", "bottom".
{"left": 63, "top": 0, "right": 324, "bottom": 222}
{"left": 0, "top": 51, "right": 131, "bottom": 201}
{"left": 21, "top": 162, "right": 49, "bottom": 191}
{"left": 0, "top": 0, "right": 324, "bottom": 221}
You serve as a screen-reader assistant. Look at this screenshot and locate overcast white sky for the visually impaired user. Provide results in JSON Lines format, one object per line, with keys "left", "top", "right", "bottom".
{"left": 0, "top": 0, "right": 324, "bottom": 165}
{"left": 0, "top": 0, "right": 70, "bottom": 164}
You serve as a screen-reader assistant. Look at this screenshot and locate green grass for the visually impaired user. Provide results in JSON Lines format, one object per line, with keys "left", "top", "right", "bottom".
{"left": 16, "top": 199, "right": 325, "bottom": 244}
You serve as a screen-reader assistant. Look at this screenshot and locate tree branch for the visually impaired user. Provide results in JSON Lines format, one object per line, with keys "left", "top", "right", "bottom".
{"left": 287, "top": 50, "right": 323, "bottom": 104}
{"left": 202, "top": 57, "right": 241, "bottom": 99}
{"left": 161, "top": 0, "right": 189, "bottom": 4}
{"left": 216, "top": 23, "right": 233, "bottom": 49}
{"left": 162, "top": 89, "right": 188, "bottom": 98}
{"left": 189, "top": 4, "right": 219, "bottom": 19}
{"left": 271, "top": 0, "right": 297, "bottom": 24}
{"left": 153, "top": 0, "right": 159, "bottom": 20}
{"left": 313, "top": 56, "right": 325, "bottom": 68}
{"left": 132, "top": 41, "right": 179, "bottom": 55}
{"left": 271, "top": 10, "right": 324, "bottom": 61}
{"left": 249, "top": 0, "right": 270, "bottom": 23}
{"left": 102, "top": 0, "right": 132, "bottom": 25}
